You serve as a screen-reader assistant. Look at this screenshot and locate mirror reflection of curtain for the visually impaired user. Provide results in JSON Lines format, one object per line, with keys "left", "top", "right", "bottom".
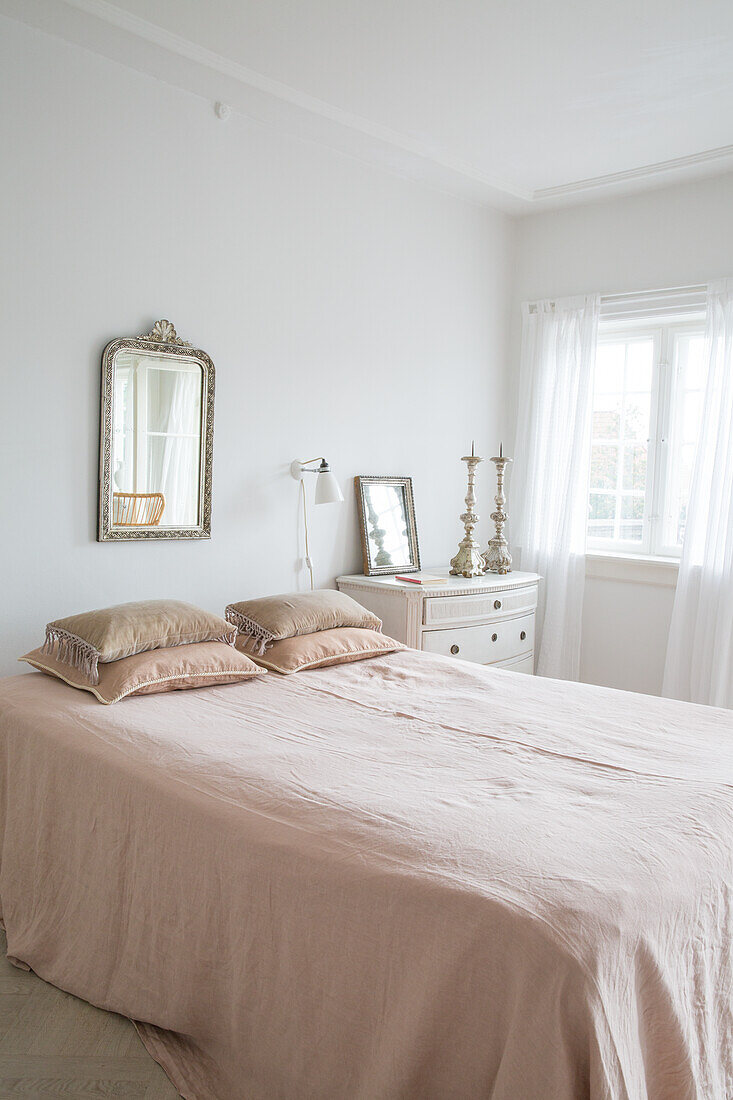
{"left": 112, "top": 366, "right": 134, "bottom": 491}
{"left": 146, "top": 366, "right": 202, "bottom": 526}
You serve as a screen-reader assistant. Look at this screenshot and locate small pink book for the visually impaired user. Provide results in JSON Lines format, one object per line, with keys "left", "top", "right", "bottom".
{"left": 394, "top": 574, "right": 448, "bottom": 585}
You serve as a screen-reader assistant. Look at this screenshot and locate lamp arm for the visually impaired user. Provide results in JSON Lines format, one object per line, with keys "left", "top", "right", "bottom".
{"left": 297, "top": 456, "right": 327, "bottom": 471}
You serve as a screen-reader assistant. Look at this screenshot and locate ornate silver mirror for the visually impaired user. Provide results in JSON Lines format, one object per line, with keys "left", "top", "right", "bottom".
{"left": 98, "top": 320, "right": 214, "bottom": 541}
{"left": 355, "top": 476, "right": 420, "bottom": 576}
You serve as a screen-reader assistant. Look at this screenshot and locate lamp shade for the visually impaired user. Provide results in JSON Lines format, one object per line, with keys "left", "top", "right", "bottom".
{"left": 315, "top": 468, "right": 344, "bottom": 505}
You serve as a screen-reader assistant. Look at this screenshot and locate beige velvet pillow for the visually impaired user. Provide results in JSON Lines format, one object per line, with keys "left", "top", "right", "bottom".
{"left": 42, "top": 600, "right": 236, "bottom": 684}
{"left": 20, "top": 641, "right": 266, "bottom": 704}
{"left": 226, "top": 591, "right": 381, "bottom": 654}
{"left": 237, "top": 627, "right": 405, "bottom": 674}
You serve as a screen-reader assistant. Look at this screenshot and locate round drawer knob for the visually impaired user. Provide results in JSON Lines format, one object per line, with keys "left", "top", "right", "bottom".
{"left": 520, "top": 630, "right": 527, "bottom": 641}
{"left": 491, "top": 633, "right": 498, "bottom": 642}
{"left": 494, "top": 599, "right": 502, "bottom": 610}
{"left": 450, "top": 644, "right": 460, "bottom": 655}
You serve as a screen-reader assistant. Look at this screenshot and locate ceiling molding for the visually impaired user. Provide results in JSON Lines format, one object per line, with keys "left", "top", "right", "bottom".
{"left": 533, "top": 143, "right": 733, "bottom": 202}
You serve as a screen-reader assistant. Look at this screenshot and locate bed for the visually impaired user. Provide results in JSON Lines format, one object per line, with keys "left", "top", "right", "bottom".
{"left": 0, "top": 649, "right": 731, "bottom": 1099}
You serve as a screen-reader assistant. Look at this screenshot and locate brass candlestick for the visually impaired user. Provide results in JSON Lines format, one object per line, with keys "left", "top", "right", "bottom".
{"left": 449, "top": 442, "right": 485, "bottom": 578}
{"left": 483, "top": 443, "right": 512, "bottom": 574}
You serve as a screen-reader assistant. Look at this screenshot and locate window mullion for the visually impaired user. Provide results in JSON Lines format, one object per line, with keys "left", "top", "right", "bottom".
{"left": 615, "top": 344, "right": 627, "bottom": 543}
{"left": 646, "top": 334, "right": 660, "bottom": 555}
{"left": 649, "top": 330, "right": 671, "bottom": 556}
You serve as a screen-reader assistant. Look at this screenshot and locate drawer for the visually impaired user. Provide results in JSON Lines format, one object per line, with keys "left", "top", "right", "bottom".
{"left": 423, "top": 584, "right": 538, "bottom": 627}
{"left": 421, "top": 612, "right": 534, "bottom": 666}
{"left": 495, "top": 653, "right": 535, "bottom": 675}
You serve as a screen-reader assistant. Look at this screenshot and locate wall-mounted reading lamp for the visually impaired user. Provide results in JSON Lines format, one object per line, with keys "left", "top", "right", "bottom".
{"left": 290, "top": 457, "right": 344, "bottom": 588}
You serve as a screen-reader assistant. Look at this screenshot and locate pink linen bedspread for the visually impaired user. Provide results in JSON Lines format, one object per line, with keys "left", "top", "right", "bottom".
{"left": 0, "top": 650, "right": 732, "bottom": 1099}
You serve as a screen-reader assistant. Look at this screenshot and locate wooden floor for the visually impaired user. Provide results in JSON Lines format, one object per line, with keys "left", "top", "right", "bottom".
{"left": 0, "top": 929, "right": 180, "bottom": 1098}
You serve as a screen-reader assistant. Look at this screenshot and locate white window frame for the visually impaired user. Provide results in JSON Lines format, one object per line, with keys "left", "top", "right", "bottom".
{"left": 587, "top": 314, "right": 706, "bottom": 560}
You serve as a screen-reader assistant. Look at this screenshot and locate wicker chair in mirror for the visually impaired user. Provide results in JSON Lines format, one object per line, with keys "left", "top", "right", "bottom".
{"left": 112, "top": 492, "right": 165, "bottom": 527}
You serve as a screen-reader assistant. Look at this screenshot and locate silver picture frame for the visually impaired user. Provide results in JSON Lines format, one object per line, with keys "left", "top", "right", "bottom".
{"left": 355, "top": 475, "right": 421, "bottom": 576}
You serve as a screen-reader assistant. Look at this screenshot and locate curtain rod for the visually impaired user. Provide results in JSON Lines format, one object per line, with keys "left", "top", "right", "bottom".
{"left": 600, "top": 283, "right": 707, "bottom": 302}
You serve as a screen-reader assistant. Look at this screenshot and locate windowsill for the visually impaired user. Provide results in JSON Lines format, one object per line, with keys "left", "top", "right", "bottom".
{"left": 585, "top": 551, "right": 679, "bottom": 587}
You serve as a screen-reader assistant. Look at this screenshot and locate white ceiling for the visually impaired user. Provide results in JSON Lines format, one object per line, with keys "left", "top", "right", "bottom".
{"left": 6, "top": 0, "right": 733, "bottom": 209}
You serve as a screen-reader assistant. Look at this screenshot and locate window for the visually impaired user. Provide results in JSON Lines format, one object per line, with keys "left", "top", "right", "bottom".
{"left": 587, "top": 318, "right": 707, "bottom": 557}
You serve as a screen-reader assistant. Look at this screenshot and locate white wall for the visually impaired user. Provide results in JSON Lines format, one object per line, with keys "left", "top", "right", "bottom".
{"left": 0, "top": 16, "right": 513, "bottom": 677}
{"left": 513, "top": 173, "right": 733, "bottom": 695}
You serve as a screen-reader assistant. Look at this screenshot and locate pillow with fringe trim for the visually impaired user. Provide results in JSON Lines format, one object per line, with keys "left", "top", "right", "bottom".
{"left": 225, "top": 590, "right": 381, "bottom": 655}
{"left": 20, "top": 641, "right": 265, "bottom": 703}
{"left": 41, "top": 600, "right": 236, "bottom": 685}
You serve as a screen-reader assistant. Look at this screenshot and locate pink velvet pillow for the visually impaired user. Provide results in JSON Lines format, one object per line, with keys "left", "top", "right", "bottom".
{"left": 237, "top": 626, "right": 405, "bottom": 674}
{"left": 225, "top": 590, "right": 381, "bottom": 654}
{"left": 19, "top": 641, "right": 266, "bottom": 704}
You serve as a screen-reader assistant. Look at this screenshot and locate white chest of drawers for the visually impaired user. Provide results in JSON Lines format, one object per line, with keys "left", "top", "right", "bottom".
{"left": 337, "top": 569, "right": 541, "bottom": 673}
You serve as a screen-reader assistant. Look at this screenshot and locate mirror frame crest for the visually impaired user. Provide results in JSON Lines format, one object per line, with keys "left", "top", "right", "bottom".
{"left": 354, "top": 475, "right": 420, "bottom": 576}
{"left": 98, "top": 319, "right": 215, "bottom": 541}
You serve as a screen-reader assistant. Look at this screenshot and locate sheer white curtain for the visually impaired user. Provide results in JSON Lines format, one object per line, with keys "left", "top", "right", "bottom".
{"left": 512, "top": 295, "right": 600, "bottom": 679}
{"left": 147, "top": 367, "right": 202, "bottom": 526}
{"left": 664, "top": 279, "right": 733, "bottom": 707}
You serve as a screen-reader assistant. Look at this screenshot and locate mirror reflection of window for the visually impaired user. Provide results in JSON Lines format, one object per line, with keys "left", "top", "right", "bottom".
{"left": 365, "top": 484, "right": 412, "bottom": 568}
{"left": 111, "top": 352, "right": 203, "bottom": 527}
